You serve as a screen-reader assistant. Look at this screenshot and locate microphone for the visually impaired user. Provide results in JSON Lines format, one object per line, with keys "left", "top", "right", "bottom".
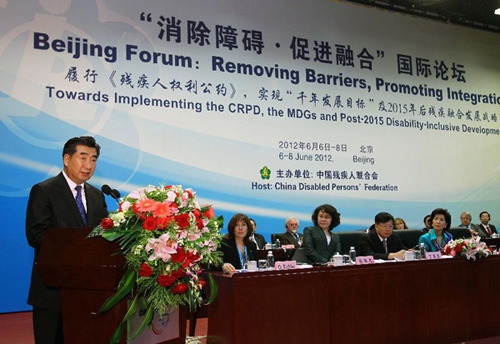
{"left": 101, "top": 184, "right": 121, "bottom": 203}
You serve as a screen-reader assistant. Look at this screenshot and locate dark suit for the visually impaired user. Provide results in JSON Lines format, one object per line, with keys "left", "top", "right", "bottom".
{"left": 251, "top": 233, "right": 267, "bottom": 249}
{"left": 458, "top": 223, "right": 479, "bottom": 230}
{"left": 359, "top": 230, "right": 406, "bottom": 260}
{"left": 279, "top": 232, "right": 303, "bottom": 248}
{"left": 303, "top": 226, "right": 340, "bottom": 263}
{"left": 26, "top": 172, "right": 107, "bottom": 343}
{"left": 217, "top": 237, "right": 258, "bottom": 270}
{"left": 477, "top": 223, "right": 497, "bottom": 239}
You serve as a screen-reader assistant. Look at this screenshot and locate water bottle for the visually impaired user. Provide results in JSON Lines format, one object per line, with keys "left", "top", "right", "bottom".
{"left": 349, "top": 246, "right": 356, "bottom": 265}
{"left": 419, "top": 243, "right": 427, "bottom": 260}
{"left": 275, "top": 238, "right": 281, "bottom": 248}
{"left": 266, "top": 250, "right": 275, "bottom": 269}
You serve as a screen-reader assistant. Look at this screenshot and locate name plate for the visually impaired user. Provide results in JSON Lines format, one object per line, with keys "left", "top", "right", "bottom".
{"left": 282, "top": 244, "right": 295, "bottom": 249}
{"left": 355, "top": 256, "right": 374, "bottom": 265}
{"left": 426, "top": 251, "right": 442, "bottom": 260}
{"left": 274, "top": 260, "right": 297, "bottom": 270}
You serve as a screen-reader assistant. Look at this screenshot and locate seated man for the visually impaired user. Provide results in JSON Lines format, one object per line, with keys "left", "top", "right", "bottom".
{"left": 249, "top": 218, "right": 267, "bottom": 249}
{"left": 422, "top": 214, "right": 431, "bottom": 233}
{"left": 279, "top": 217, "right": 303, "bottom": 248}
{"left": 458, "top": 211, "right": 478, "bottom": 235}
{"left": 477, "top": 211, "right": 497, "bottom": 239}
{"left": 359, "top": 212, "right": 406, "bottom": 260}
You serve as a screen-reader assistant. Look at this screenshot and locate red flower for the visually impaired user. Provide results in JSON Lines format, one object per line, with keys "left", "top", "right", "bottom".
{"left": 186, "top": 190, "right": 193, "bottom": 199}
{"left": 164, "top": 185, "right": 172, "bottom": 189}
{"left": 139, "top": 263, "right": 154, "bottom": 277}
{"left": 153, "top": 202, "right": 173, "bottom": 218}
{"left": 157, "top": 274, "right": 176, "bottom": 287}
{"left": 171, "top": 247, "right": 186, "bottom": 264}
{"left": 136, "top": 198, "right": 158, "bottom": 213}
{"left": 101, "top": 218, "right": 114, "bottom": 230}
{"left": 132, "top": 202, "right": 141, "bottom": 214}
{"left": 199, "top": 279, "right": 207, "bottom": 288}
{"left": 182, "top": 252, "right": 199, "bottom": 269}
{"left": 186, "top": 251, "right": 199, "bottom": 261}
{"left": 196, "top": 219, "right": 204, "bottom": 229}
{"left": 171, "top": 269, "right": 185, "bottom": 279}
{"left": 203, "top": 206, "right": 215, "bottom": 219}
{"left": 193, "top": 209, "right": 201, "bottom": 219}
{"left": 172, "top": 283, "right": 188, "bottom": 294}
{"left": 175, "top": 213, "right": 191, "bottom": 229}
{"left": 143, "top": 216, "right": 158, "bottom": 231}
{"left": 157, "top": 216, "right": 174, "bottom": 229}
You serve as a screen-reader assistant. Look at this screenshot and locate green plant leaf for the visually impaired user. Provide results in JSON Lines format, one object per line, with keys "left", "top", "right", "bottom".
{"left": 109, "top": 321, "right": 126, "bottom": 344}
{"left": 215, "top": 215, "right": 224, "bottom": 229}
{"left": 204, "top": 272, "right": 218, "bottom": 305}
{"left": 128, "top": 304, "right": 154, "bottom": 342}
{"left": 121, "top": 293, "right": 140, "bottom": 323}
{"left": 102, "top": 230, "right": 123, "bottom": 241}
{"left": 100, "top": 268, "right": 136, "bottom": 313}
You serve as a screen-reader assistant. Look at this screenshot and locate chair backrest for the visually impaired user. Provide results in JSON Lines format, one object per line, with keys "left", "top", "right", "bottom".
{"left": 449, "top": 227, "right": 472, "bottom": 240}
{"left": 271, "top": 233, "right": 282, "bottom": 244}
{"left": 395, "top": 229, "right": 423, "bottom": 249}
{"left": 336, "top": 231, "right": 364, "bottom": 255}
{"left": 291, "top": 248, "right": 308, "bottom": 263}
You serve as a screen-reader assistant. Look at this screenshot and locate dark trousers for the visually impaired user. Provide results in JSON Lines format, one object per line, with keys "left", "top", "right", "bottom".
{"left": 33, "top": 306, "right": 64, "bottom": 344}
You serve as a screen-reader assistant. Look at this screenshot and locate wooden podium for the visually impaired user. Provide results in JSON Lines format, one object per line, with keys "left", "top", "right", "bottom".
{"left": 36, "top": 228, "right": 186, "bottom": 344}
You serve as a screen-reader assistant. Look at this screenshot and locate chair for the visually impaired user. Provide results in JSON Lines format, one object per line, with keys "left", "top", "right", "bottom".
{"left": 336, "top": 231, "right": 363, "bottom": 255}
{"left": 395, "top": 229, "right": 423, "bottom": 249}
{"left": 291, "top": 248, "right": 308, "bottom": 263}
{"left": 271, "top": 233, "right": 283, "bottom": 245}
{"left": 449, "top": 227, "right": 472, "bottom": 239}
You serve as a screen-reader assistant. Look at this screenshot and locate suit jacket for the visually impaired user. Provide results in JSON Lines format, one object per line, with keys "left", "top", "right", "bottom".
{"left": 359, "top": 230, "right": 406, "bottom": 260}
{"left": 251, "top": 233, "right": 267, "bottom": 249}
{"left": 458, "top": 223, "right": 479, "bottom": 230}
{"left": 217, "top": 237, "right": 258, "bottom": 270}
{"left": 26, "top": 172, "right": 108, "bottom": 309}
{"left": 477, "top": 223, "right": 497, "bottom": 239}
{"left": 279, "top": 231, "right": 303, "bottom": 248}
{"left": 418, "top": 229, "right": 453, "bottom": 252}
{"left": 303, "top": 226, "right": 340, "bottom": 263}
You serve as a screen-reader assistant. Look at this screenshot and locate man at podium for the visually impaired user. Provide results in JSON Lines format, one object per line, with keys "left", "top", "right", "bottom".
{"left": 25, "top": 136, "right": 108, "bottom": 344}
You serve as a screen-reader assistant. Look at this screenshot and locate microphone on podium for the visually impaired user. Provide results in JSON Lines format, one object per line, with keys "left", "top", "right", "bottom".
{"left": 101, "top": 184, "right": 121, "bottom": 204}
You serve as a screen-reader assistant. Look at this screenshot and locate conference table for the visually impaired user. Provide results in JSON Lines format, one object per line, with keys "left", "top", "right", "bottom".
{"left": 207, "top": 255, "right": 500, "bottom": 344}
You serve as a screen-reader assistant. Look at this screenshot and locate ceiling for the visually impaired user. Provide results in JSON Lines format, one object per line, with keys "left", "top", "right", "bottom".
{"left": 343, "top": 0, "right": 500, "bottom": 34}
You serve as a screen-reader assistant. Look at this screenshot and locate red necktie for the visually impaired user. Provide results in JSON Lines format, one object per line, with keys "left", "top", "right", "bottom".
{"left": 486, "top": 225, "right": 492, "bottom": 236}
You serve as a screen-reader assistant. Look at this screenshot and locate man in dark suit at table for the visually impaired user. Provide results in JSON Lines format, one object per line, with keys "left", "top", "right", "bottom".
{"left": 359, "top": 212, "right": 407, "bottom": 260}
{"left": 249, "top": 218, "right": 267, "bottom": 249}
{"left": 458, "top": 211, "right": 479, "bottom": 235}
{"left": 477, "top": 211, "right": 497, "bottom": 239}
{"left": 26, "top": 136, "right": 108, "bottom": 344}
{"left": 279, "top": 217, "right": 303, "bottom": 248}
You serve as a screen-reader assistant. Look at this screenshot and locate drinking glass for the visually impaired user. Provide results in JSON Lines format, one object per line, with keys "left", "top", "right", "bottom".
{"left": 241, "top": 251, "right": 248, "bottom": 270}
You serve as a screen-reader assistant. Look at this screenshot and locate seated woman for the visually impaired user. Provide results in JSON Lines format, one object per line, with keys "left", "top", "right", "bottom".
{"left": 418, "top": 208, "right": 453, "bottom": 252}
{"left": 303, "top": 204, "right": 341, "bottom": 263}
{"left": 394, "top": 218, "right": 409, "bottom": 230}
{"left": 218, "top": 213, "right": 258, "bottom": 273}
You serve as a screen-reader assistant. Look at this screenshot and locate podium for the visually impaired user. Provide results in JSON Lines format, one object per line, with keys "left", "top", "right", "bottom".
{"left": 36, "top": 228, "right": 186, "bottom": 344}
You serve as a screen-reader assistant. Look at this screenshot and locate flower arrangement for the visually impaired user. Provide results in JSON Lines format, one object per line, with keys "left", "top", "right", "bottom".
{"left": 89, "top": 184, "right": 223, "bottom": 343}
{"left": 443, "top": 237, "right": 491, "bottom": 260}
